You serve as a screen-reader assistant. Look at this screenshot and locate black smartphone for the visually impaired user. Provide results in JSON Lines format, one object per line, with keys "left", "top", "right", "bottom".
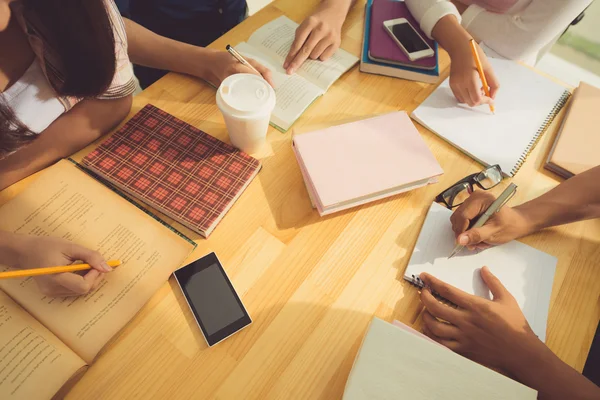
{"left": 173, "top": 252, "right": 251, "bottom": 347}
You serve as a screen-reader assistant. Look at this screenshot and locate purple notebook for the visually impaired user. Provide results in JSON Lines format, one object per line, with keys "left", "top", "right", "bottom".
{"left": 368, "top": 0, "right": 437, "bottom": 69}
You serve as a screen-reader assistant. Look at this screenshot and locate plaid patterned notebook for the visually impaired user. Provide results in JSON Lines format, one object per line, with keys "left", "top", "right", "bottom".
{"left": 82, "top": 104, "right": 261, "bottom": 237}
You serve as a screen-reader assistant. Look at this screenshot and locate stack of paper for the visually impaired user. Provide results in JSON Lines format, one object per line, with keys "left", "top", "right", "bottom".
{"left": 292, "top": 112, "right": 443, "bottom": 216}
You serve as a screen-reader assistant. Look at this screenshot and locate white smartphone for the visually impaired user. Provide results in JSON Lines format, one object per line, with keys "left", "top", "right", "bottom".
{"left": 383, "top": 18, "right": 434, "bottom": 61}
{"left": 173, "top": 252, "right": 251, "bottom": 347}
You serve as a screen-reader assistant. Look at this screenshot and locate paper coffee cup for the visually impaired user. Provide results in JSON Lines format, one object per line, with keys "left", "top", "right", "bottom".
{"left": 216, "top": 73, "right": 276, "bottom": 154}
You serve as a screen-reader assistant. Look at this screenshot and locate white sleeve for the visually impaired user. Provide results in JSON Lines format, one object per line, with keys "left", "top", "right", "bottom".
{"left": 405, "top": 0, "right": 462, "bottom": 39}
{"left": 462, "top": 0, "right": 592, "bottom": 61}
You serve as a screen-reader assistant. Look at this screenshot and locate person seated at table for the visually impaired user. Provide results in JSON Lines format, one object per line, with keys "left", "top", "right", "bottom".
{"left": 0, "top": 0, "right": 271, "bottom": 296}
{"left": 114, "top": 0, "right": 253, "bottom": 88}
{"left": 401, "top": 0, "right": 592, "bottom": 107}
{"left": 419, "top": 165, "right": 600, "bottom": 399}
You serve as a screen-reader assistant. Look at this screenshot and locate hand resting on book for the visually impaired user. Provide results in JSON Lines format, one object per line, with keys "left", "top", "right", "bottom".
{"left": 419, "top": 268, "right": 600, "bottom": 400}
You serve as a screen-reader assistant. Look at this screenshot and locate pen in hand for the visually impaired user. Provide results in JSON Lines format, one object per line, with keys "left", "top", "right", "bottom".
{"left": 226, "top": 44, "right": 261, "bottom": 75}
{"left": 449, "top": 183, "right": 517, "bottom": 258}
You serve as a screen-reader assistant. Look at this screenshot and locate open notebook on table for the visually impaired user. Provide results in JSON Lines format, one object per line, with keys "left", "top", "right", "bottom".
{"left": 343, "top": 318, "right": 537, "bottom": 399}
{"left": 235, "top": 16, "right": 358, "bottom": 132}
{"left": 404, "top": 202, "right": 556, "bottom": 342}
{"left": 411, "top": 58, "right": 571, "bottom": 176}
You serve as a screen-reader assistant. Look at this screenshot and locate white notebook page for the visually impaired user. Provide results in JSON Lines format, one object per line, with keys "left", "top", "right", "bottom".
{"left": 404, "top": 202, "right": 556, "bottom": 342}
{"left": 343, "top": 318, "right": 537, "bottom": 400}
{"left": 411, "top": 58, "right": 568, "bottom": 176}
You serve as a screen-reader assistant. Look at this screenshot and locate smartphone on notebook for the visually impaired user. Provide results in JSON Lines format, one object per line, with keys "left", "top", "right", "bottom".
{"left": 383, "top": 18, "right": 434, "bottom": 61}
{"left": 173, "top": 252, "right": 251, "bottom": 347}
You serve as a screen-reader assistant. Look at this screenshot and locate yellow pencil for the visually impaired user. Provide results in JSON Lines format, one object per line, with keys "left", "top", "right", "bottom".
{"left": 469, "top": 39, "right": 495, "bottom": 114}
{"left": 0, "top": 260, "right": 122, "bottom": 280}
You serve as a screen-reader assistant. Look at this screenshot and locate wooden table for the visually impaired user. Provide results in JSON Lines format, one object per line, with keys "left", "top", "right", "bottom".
{"left": 8, "top": 0, "right": 600, "bottom": 398}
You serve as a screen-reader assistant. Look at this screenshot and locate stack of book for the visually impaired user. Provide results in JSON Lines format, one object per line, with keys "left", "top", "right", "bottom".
{"left": 361, "top": 0, "right": 440, "bottom": 83}
{"left": 292, "top": 112, "right": 443, "bottom": 216}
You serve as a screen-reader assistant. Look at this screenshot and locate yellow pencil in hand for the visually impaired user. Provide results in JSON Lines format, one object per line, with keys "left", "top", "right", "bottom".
{"left": 469, "top": 39, "right": 495, "bottom": 114}
{"left": 0, "top": 260, "right": 122, "bottom": 280}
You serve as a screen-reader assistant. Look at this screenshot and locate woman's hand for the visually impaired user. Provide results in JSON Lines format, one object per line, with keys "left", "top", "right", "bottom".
{"left": 283, "top": 3, "right": 347, "bottom": 74}
{"left": 14, "top": 236, "right": 111, "bottom": 297}
{"left": 203, "top": 49, "right": 274, "bottom": 88}
{"left": 419, "top": 267, "right": 542, "bottom": 372}
{"left": 449, "top": 40, "right": 500, "bottom": 107}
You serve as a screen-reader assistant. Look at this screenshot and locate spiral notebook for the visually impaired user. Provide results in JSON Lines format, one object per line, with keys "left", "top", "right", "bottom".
{"left": 411, "top": 58, "right": 570, "bottom": 176}
{"left": 403, "top": 202, "right": 557, "bottom": 342}
{"left": 343, "top": 318, "right": 537, "bottom": 399}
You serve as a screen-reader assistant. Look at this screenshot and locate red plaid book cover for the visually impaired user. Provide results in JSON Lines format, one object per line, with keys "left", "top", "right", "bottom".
{"left": 82, "top": 104, "right": 261, "bottom": 237}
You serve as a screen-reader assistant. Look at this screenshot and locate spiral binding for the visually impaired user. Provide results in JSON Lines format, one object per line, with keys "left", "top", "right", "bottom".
{"left": 407, "top": 274, "right": 456, "bottom": 306}
{"left": 408, "top": 274, "right": 426, "bottom": 289}
{"left": 510, "top": 90, "right": 572, "bottom": 177}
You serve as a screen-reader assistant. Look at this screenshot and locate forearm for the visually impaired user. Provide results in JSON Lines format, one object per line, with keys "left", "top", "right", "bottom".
{"left": 516, "top": 166, "right": 600, "bottom": 231}
{"left": 512, "top": 340, "right": 600, "bottom": 400}
{"left": 430, "top": 14, "right": 472, "bottom": 58}
{"left": 319, "top": 0, "right": 356, "bottom": 13}
{"left": 0, "top": 96, "right": 131, "bottom": 190}
{"left": 123, "top": 18, "right": 214, "bottom": 81}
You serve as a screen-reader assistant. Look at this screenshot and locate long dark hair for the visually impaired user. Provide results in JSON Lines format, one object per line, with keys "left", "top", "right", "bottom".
{"left": 0, "top": 0, "right": 117, "bottom": 156}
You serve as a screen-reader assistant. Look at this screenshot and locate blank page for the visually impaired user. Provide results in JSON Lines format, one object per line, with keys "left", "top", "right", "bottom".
{"left": 411, "top": 58, "right": 569, "bottom": 176}
{"left": 343, "top": 318, "right": 537, "bottom": 400}
{"left": 404, "top": 202, "right": 556, "bottom": 342}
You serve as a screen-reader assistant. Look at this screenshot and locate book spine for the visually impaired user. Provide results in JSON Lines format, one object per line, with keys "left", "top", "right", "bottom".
{"left": 69, "top": 159, "right": 197, "bottom": 249}
{"left": 510, "top": 90, "right": 572, "bottom": 177}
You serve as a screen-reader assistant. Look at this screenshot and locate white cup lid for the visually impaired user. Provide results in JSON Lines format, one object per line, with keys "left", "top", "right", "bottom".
{"left": 217, "top": 73, "right": 276, "bottom": 118}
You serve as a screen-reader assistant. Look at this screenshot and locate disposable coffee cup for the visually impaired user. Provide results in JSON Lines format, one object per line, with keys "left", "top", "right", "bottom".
{"left": 216, "top": 73, "right": 276, "bottom": 154}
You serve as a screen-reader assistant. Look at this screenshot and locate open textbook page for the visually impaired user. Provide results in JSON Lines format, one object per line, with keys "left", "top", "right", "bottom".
{"left": 0, "top": 291, "right": 86, "bottom": 400}
{"left": 236, "top": 16, "right": 358, "bottom": 131}
{"left": 246, "top": 16, "right": 358, "bottom": 90}
{"left": 235, "top": 41, "right": 324, "bottom": 132}
{"left": 0, "top": 160, "right": 195, "bottom": 363}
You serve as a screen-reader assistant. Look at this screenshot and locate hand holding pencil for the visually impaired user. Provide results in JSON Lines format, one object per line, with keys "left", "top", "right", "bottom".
{"left": 3, "top": 236, "right": 117, "bottom": 297}
{"left": 469, "top": 39, "right": 496, "bottom": 114}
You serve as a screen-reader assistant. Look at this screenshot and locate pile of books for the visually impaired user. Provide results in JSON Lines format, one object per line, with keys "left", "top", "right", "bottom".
{"left": 361, "top": 0, "right": 440, "bottom": 83}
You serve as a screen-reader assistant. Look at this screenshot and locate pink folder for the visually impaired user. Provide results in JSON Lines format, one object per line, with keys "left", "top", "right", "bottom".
{"left": 292, "top": 112, "right": 443, "bottom": 216}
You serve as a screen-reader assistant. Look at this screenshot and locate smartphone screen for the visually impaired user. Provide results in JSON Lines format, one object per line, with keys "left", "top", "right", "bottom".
{"left": 174, "top": 253, "right": 251, "bottom": 346}
{"left": 390, "top": 22, "right": 430, "bottom": 53}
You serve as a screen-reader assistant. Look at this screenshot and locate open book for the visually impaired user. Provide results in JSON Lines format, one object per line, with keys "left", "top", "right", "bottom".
{"left": 0, "top": 160, "right": 195, "bottom": 400}
{"left": 235, "top": 16, "right": 359, "bottom": 132}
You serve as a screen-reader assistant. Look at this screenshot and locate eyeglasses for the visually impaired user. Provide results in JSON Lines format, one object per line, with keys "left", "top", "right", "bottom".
{"left": 435, "top": 164, "right": 503, "bottom": 209}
